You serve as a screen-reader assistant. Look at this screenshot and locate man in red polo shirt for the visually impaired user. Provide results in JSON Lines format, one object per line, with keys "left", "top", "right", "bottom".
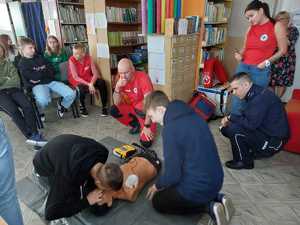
{"left": 68, "top": 43, "right": 108, "bottom": 117}
{"left": 110, "top": 58, "right": 156, "bottom": 148}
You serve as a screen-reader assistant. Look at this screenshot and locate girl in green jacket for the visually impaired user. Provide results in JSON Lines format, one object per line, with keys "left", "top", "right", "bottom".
{"left": 44, "top": 35, "right": 69, "bottom": 82}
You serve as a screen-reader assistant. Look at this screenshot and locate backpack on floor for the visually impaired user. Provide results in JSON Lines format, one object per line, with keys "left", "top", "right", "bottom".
{"left": 189, "top": 92, "right": 216, "bottom": 121}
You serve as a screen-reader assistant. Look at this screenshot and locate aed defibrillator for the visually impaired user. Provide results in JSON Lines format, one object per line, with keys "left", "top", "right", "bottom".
{"left": 113, "top": 144, "right": 137, "bottom": 159}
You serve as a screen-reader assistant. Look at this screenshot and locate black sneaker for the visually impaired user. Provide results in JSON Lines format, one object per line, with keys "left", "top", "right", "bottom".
{"left": 40, "top": 113, "right": 45, "bottom": 122}
{"left": 129, "top": 125, "right": 140, "bottom": 134}
{"left": 80, "top": 107, "right": 89, "bottom": 117}
{"left": 101, "top": 108, "right": 109, "bottom": 117}
{"left": 56, "top": 100, "right": 65, "bottom": 118}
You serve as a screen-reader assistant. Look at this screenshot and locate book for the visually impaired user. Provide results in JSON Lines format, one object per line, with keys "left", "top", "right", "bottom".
{"left": 178, "top": 18, "right": 188, "bottom": 35}
{"left": 165, "top": 18, "right": 174, "bottom": 36}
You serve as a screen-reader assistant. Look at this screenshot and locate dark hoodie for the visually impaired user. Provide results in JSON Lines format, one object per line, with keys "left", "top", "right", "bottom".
{"left": 18, "top": 54, "right": 55, "bottom": 88}
{"left": 230, "top": 84, "right": 289, "bottom": 139}
{"left": 33, "top": 134, "right": 109, "bottom": 220}
{"left": 156, "top": 100, "right": 224, "bottom": 204}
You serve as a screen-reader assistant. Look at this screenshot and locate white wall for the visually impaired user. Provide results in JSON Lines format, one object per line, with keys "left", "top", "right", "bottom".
{"left": 0, "top": 2, "right": 15, "bottom": 43}
{"left": 228, "top": 0, "right": 276, "bottom": 37}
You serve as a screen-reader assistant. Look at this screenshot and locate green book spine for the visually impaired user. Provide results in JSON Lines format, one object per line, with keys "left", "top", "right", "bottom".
{"left": 148, "top": 0, "right": 154, "bottom": 33}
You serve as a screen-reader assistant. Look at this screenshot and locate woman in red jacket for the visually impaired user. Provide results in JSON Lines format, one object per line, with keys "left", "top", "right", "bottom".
{"left": 231, "top": 0, "right": 287, "bottom": 115}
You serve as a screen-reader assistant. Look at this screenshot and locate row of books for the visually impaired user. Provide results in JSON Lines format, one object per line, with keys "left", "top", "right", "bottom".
{"left": 165, "top": 16, "right": 201, "bottom": 36}
{"left": 110, "top": 47, "right": 148, "bottom": 69}
{"left": 62, "top": 25, "right": 88, "bottom": 42}
{"left": 108, "top": 32, "right": 146, "bottom": 47}
{"left": 203, "top": 26, "right": 226, "bottom": 46}
{"left": 59, "top": 5, "right": 85, "bottom": 24}
{"left": 205, "top": 2, "right": 231, "bottom": 22}
{"left": 58, "top": 0, "right": 83, "bottom": 3}
{"left": 64, "top": 42, "right": 88, "bottom": 56}
{"left": 201, "top": 48, "right": 224, "bottom": 64}
{"left": 106, "top": 7, "right": 140, "bottom": 24}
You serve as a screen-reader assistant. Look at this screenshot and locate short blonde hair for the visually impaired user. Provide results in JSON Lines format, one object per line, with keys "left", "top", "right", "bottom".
{"left": 19, "top": 37, "right": 35, "bottom": 48}
{"left": 275, "top": 11, "right": 290, "bottom": 22}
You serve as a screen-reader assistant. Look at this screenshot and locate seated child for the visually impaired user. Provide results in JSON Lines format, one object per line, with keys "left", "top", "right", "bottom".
{"left": 0, "top": 43, "right": 47, "bottom": 146}
{"left": 44, "top": 35, "right": 69, "bottom": 82}
{"left": 68, "top": 43, "right": 108, "bottom": 117}
{"left": 18, "top": 37, "right": 76, "bottom": 120}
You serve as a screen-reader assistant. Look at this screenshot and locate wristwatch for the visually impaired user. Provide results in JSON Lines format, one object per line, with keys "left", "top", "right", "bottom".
{"left": 265, "top": 60, "right": 271, "bottom": 67}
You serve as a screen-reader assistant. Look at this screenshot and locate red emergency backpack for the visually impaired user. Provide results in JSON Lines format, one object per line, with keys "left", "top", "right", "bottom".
{"left": 189, "top": 92, "right": 216, "bottom": 121}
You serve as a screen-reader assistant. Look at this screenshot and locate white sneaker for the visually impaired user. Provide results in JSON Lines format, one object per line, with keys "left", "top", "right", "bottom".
{"left": 222, "top": 195, "right": 235, "bottom": 222}
{"left": 212, "top": 202, "right": 228, "bottom": 225}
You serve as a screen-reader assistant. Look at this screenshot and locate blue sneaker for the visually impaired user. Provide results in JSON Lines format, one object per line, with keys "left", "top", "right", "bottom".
{"left": 209, "top": 202, "right": 228, "bottom": 225}
{"left": 26, "top": 133, "right": 48, "bottom": 147}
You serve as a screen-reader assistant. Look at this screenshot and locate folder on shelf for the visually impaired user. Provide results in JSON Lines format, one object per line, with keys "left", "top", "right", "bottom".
{"left": 178, "top": 18, "right": 188, "bottom": 35}
{"left": 165, "top": 18, "right": 174, "bottom": 36}
{"left": 156, "top": 0, "right": 161, "bottom": 34}
{"left": 148, "top": 0, "right": 154, "bottom": 33}
{"left": 161, "top": 0, "right": 166, "bottom": 33}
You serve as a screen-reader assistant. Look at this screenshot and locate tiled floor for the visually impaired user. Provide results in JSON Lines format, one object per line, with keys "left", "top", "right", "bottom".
{"left": 2, "top": 105, "right": 300, "bottom": 225}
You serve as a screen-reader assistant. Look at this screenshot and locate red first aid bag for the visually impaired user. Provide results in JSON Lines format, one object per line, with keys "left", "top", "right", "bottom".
{"left": 189, "top": 92, "right": 216, "bottom": 121}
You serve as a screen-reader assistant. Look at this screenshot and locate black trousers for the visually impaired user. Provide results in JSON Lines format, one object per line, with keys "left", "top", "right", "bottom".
{"left": 152, "top": 186, "right": 208, "bottom": 215}
{"left": 33, "top": 155, "right": 110, "bottom": 220}
{"left": 78, "top": 79, "right": 108, "bottom": 108}
{"left": 0, "top": 88, "right": 37, "bottom": 138}
{"left": 220, "top": 123, "right": 283, "bottom": 164}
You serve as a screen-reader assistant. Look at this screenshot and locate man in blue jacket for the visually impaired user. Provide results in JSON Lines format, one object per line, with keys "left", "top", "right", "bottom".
{"left": 144, "top": 91, "right": 234, "bottom": 225}
{"left": 221, "top": 72, "right": 289, "bottom": 170}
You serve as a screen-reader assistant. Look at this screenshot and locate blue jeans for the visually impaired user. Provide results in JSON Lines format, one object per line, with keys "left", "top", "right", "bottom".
{"left": 32, "top": 81, "right": 76, "bottom": 110}
{"left": 230, "top": 62, "right": 270, "bottom": 115}
{"left": 0, "top": 119, "right": 24, "bottom": 225}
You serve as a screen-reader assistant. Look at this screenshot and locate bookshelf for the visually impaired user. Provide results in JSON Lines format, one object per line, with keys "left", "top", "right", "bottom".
{"left": 183, "top": 0, "right": 232, "bottom": 88}
{"left": 84, "top": 0, "right": 147, "bottom": 105}
{"left": 42, "top": 0, "right": 88, "bottom": 56}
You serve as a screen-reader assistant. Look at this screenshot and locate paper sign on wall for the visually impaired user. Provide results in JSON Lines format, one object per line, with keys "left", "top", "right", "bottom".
{"left": 97, "top": 43, "right": 110, "bottom": 58}
{"left": 149, "top": 68, "right": 165, "bottom": 85}
{"left": 85, "top": 13, "right": 96, "bottom": 35}
{"left": 95, "top": 12, "right": 107, "bottom": 29}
